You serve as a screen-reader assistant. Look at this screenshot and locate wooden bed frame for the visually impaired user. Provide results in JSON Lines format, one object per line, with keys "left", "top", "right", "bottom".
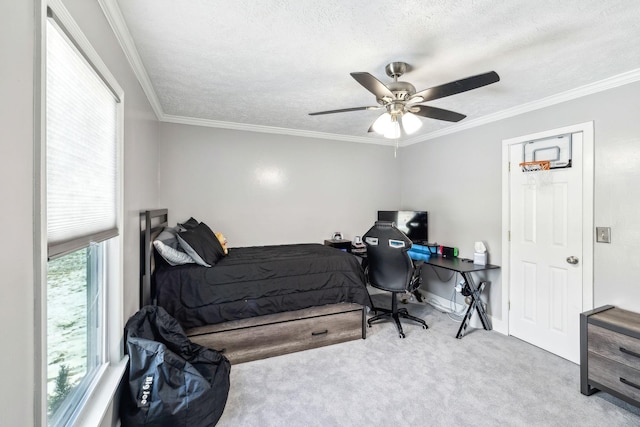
{"left": 140, "top": 209, "right": 366, "bottom": 364}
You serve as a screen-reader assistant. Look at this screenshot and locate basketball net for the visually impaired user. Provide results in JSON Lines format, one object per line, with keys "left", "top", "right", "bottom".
{"left": 519, "top": 160, "right": 552, "bottom": 187}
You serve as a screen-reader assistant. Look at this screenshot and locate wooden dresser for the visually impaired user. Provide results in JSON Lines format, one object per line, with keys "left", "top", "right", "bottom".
{"left": 581, "top": 305, "right": 640, "bottom": 407}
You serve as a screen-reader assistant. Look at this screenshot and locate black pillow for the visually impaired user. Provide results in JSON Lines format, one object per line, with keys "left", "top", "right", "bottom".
{"left": 178, "top": 217, "right": 200, "bottom": 230}
{"left": 177, "top": 222, "right": 226, "bottom": 267}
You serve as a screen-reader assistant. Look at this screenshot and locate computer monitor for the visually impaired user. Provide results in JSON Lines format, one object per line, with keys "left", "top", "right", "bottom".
{"left": 377, "top": 210, "right": 428, "bottom": 244}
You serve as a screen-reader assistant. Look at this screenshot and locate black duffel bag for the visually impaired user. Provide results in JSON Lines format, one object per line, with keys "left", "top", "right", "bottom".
{"left": 121, "top": 305, "right": 231, "bottom": 427}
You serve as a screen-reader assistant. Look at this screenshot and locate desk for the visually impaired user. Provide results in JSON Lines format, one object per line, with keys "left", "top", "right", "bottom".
{"left": 425, "top": 256, "right": 500, "bottom": 339}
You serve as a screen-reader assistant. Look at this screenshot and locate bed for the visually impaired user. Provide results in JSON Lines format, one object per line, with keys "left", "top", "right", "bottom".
{"left": 140, "top": 209, "right": 371, "bottom": 364}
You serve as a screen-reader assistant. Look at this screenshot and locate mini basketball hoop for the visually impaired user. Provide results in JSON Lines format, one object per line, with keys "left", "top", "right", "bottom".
{"left": 519, "top": 160, "right": 552, "bottom": 186}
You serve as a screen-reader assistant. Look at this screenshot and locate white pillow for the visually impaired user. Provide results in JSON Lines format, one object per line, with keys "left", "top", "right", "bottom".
{"left": 153, "top": 227, "right": 195, "bottom": 266}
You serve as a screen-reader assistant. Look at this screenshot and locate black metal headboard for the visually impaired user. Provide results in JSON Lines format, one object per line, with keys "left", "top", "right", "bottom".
{"left": 140, "top": 209, "right": 168, "bottom": 308}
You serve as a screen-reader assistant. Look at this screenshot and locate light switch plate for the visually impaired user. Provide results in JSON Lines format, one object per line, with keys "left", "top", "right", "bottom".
{"left": 596, "top": 227, "right": 611, "bottom": 243}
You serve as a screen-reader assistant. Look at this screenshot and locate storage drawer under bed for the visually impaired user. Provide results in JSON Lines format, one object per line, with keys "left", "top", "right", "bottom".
{"left": 186, "top": 303, "right": 365, "bottom": 364}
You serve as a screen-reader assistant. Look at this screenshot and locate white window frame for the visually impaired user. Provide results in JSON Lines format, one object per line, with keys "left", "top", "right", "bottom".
{"left": 35, "top": 1, "right": 126, "bottom": 426}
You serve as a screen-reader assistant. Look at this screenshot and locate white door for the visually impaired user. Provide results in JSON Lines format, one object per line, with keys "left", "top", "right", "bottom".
{"left": 508, "top": 133, "right": 583, "bottom": 363}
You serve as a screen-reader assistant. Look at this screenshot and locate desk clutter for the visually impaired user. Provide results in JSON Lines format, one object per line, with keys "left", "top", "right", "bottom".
{"left": 408, "top": 242, "right": 489, "bottom": 265}
{"left": 325, "top": 233, "right": 490, "bottom": 268}
{"left": 408, "top": 243, "right": 438, "bottom": 261}
{"left": 407, "top": 244, "right": 462, "bottom": 261}
{"left": 474, "top": 241, "right": 488, "bottom": 265}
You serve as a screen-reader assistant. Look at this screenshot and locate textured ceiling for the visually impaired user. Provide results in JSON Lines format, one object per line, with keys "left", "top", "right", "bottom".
{"left": 111, "top": 0, "right": 640, "bottom": 143}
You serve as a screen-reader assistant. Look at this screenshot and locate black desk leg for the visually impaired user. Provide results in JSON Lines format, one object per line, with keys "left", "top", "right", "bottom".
{"left": 456, "top": 274, "right": 492, "bottom": 339}
{"left": 473, "top": 282, "right": 492, "bottom": 330}
{"left": 456, "top": 298, "right": 476, "bottom": 339}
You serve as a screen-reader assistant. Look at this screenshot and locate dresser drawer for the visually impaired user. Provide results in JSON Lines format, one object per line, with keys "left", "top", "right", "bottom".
{"left": 588, "top": 324, "right": 640, "bottom": 369}
{"left": 188, "top": 305, "right": 364, "bottom": 364}
{"left": 588, "top": 352, "right": 640, "bottom": 402}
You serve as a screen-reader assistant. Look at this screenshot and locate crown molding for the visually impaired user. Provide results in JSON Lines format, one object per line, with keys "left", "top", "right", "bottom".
{"left": 98, "top": 0, "right": 164, "bottom": 120}
{"left": 161, "top": 114, "right": 393, "bottom": 145}
{"left": 401, "top": 68, "right": 640, "bottom": 147}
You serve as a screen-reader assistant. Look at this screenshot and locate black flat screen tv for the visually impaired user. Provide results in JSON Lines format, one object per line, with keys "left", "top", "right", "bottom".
{"left": 377, "top": 210, "right": 428, "bottom": 244}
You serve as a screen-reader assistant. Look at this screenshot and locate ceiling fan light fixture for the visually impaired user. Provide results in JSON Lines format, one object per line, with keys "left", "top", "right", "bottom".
{"left": 384, "top": 116, "right": 401, "bottom": 139}
{"left": 401, "top": 112, "right": 423, "bottom": 135}
{"left": 372, "top": 112, "right": 392, "bottom": 135}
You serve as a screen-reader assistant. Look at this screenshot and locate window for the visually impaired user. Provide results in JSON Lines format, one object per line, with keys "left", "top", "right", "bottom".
{"left": 41, "top": 2, "right": 123, "bottom": 425}
{"left": 47, "top": 246, "right": 105, "bottom": 425}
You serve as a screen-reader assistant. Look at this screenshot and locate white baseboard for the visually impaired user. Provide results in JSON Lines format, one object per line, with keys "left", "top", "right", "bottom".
{"left": 420, "top": 290, "right": 466, "bottom": 314}
{"left": 420, "top": 290, "right": 508, "bottom": 336}
{"left": 490, "top": 315, "right": 508, "bottom": 335}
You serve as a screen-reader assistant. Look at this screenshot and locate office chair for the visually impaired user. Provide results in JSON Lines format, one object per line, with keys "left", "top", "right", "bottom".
{"left": 363, "top": 221, "right": 428, "bottom": 338}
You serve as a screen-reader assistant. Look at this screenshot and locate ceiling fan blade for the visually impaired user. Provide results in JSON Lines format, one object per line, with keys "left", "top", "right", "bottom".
{"left": 413, "top": 105, "right": 466, "bottom": 122}
{"left": 411, "top": 71, "right": 500, "bottom": 103}
{"left": 350, "top": 72, "right": 395, "bottom": 99}
{"left": 309, "top": 106, "right": 379, "bottom": 116}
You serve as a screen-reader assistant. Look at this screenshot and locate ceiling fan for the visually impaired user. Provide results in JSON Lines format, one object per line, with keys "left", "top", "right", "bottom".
{"left": 309, "top": 62, "right": 500, "bottom": 139}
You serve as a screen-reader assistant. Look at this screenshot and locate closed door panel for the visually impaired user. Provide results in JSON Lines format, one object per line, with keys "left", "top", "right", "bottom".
{"left": 509, "top": 133, "right": 583, "bottom": 363}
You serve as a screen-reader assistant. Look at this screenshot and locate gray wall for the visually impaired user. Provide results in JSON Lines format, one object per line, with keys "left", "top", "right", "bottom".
{"left": 158, "top": 123, "right": 401, "bottom": 246}
{"left": 399, "top": 124, "right": 503, "bottom": 318}
{"left": 400, "top": 80, "right": 640, "bottom": 321}
{"left": 0, "top": 1, "right": 160, "bottom": 425}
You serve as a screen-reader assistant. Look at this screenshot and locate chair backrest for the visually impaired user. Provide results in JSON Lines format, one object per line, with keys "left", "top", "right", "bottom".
{"left": 363, "top": 221, "right": 414, "bottom": 292}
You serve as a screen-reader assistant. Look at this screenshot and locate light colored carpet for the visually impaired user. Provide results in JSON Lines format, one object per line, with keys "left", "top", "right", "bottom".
{"left": 217, "top": 295, "right": 640, "bottom": 426}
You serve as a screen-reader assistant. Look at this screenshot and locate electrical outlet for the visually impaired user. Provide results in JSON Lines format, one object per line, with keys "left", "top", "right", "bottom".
{"left": 596, "top": 227, "right": 611, "bottom": 243}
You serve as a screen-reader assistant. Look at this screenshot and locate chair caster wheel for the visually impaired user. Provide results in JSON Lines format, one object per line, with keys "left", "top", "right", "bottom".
{"left": 399, "top": 333, "right": 405, "bottom": 338}
{"left": 422, "top": 325, "right": 428, "bottom": 330}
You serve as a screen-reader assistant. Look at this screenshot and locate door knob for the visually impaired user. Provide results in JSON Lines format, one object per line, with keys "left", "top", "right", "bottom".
{"left": 566, "top": 256, "right": 579, "bottom": 265}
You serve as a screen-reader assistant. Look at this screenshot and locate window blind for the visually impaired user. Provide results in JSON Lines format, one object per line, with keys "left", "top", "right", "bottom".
{"left": 46, "top": 19, "right": 119, "bottom": 259}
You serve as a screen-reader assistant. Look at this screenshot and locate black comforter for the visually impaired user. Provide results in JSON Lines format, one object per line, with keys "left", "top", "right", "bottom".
{"left": 155, "top": 243, "right": 371, "bottom": 328}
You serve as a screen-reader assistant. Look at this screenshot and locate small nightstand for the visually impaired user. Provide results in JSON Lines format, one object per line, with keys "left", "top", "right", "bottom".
{"left": 581, "top": 305, "right": 640, "bottom": 408}
{"left": 324, "top": 239, "right": 352, "bottom": 253}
